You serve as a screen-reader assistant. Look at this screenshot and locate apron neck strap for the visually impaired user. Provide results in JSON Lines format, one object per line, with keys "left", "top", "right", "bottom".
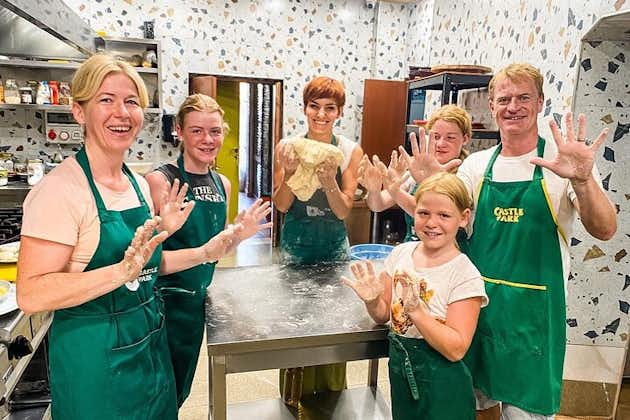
{"left": 176, "top": 154, "right": 212, "bottom": 200}
{"left": 76, "top": 147, "right": 148, "bottom": 212}
{"left": 484, "top": 136, "right": 545, "bottom": 181}
{"left": 304, "top": 134, "right": 337, "bottom": 146}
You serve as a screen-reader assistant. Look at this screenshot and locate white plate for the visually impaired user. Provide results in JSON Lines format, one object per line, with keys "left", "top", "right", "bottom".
{"left": 0, "top": 281, "right": 17, "bottom": 315}
{"left": 0, "top": 241, "right": 19, "bottom": 263}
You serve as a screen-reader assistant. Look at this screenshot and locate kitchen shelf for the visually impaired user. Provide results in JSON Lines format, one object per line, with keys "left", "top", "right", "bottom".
{"left": 408, "top": 71, "right": 493, "bottom": 108}
{"left": 0, "top": 104, "right": 161, "bottom": 114}
{"left": 405, "top": 124, "right": 499, "bottom": 140}
{"left": 0, "top": 58, "right": 81, "bottom": 70}
{"left": 0, "top": 104, "right": 71, "bottom": 111}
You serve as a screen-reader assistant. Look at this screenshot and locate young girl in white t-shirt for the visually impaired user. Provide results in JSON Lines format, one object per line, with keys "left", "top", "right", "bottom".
{"left": 343, "top": 172, "right": 488, "bottom": 420}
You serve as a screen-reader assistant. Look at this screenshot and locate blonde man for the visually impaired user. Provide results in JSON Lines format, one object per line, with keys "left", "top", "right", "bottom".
{"left": 457, "top": 63, "right": 616, "bottom": 419}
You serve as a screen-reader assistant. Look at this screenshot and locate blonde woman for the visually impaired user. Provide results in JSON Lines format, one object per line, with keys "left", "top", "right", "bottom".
{"left": 17, "top": 55, "right": 268, "bottom": 420}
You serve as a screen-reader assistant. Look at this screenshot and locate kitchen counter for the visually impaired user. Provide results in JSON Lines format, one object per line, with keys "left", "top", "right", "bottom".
{"left": 0, "top": 182, "right": 30, "bottom": 208}
{"left": 205, "top": 262, "right": 390, "bottom": 420}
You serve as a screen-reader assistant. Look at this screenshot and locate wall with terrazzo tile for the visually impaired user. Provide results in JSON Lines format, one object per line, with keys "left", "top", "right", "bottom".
{"left": 1, "top": 0, "right": 429, "bottom": 163}
{"left": 65, "top": 0, "right": 426, "bottom": 152}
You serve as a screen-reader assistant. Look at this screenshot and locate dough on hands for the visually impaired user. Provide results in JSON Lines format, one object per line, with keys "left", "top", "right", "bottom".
{"left": 285, "top": 137, "right": 344, "bottom": 201}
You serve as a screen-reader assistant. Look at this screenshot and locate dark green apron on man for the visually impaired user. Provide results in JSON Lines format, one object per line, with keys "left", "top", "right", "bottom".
{"left": 49, "top": 147, "right": 177, "bottom": 420}
{"left": 279, "top": 135, "right": 348, "bottom": 396}
{"left": 157, "top": 154, "right": 226, "bottom": 407}
{"left": 389, "top": 333, "right": 475, "bottom": 419}
{"left": 463, "top": 137, "right": 566, "bottom": 415}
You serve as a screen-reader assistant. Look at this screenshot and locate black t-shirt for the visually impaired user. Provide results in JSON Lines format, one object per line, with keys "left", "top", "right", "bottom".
{"left": 155, "top": 163, "right": 225, "bottom": 203}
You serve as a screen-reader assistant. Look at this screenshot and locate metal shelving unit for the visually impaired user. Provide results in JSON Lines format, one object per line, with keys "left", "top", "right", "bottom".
{"left": 406, "top": 71, "right": 499, "bottom": 142}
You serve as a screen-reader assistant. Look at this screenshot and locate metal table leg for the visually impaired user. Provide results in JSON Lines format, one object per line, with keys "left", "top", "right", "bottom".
{"left": 368, "top": 358, "right": 379, "bottom": 388}
{"left": 209, "top": 355, "right": 227, "bottom": 420}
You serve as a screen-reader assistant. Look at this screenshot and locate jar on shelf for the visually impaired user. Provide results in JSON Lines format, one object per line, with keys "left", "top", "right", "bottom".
{"left": 49, "top": 80, "right": 59, "bottom": 105}
{"left": 58, "top": 82, "right": 72, "bottom": 105}
{"left": 19, "top": 86, "right": 33, "bottom": 104}
{"left": 0, "top": 74, "right": 4, "bottom": 103}
{"left": 27, "top": 81, "right": 39, "bottom": 104}
{"left": 35, "top": 81, "right": 51, "bottom": 105}
{"left": 27, "top": 159, "right": 44, "bottom": 186}
{"left": 4, "top": 79, "right": 20, "bottom": 105}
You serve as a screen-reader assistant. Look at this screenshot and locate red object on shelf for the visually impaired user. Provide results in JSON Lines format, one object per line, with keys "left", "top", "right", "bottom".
{"left": 47, "top": 130, "right": 56, "bottom": 140}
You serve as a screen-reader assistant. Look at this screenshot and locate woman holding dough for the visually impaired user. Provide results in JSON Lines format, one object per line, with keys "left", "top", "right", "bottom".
{"left": 273, "top": 76, "right": 363, "bottom": 265}
{"left": 272, "top": 76, "right": 363, "bottom": 400}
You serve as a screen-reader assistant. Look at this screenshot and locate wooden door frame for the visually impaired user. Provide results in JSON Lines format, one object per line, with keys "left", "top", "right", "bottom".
{"left": 188, "top": 73, "right": 284, "bottom": 247}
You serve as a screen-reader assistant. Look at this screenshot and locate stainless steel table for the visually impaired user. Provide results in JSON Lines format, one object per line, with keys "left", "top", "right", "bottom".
{"left": 205, "top": 262, "right": 390, "bottom": 420}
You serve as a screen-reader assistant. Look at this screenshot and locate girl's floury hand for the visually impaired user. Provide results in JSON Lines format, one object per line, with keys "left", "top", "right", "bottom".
{"left": 342, "top": 260, "right": 385, "bottom": 303}
{"left": 157, "top": 178, "right": 195, "bottom": 235}
{"left": 233, "top": 198, "right": 273, "bottom": 242}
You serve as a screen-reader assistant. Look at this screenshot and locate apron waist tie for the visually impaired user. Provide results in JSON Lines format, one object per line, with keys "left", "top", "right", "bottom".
{"left": 57, "top": 294, "right": 158, "bottom": 319}
{"left": 389, "top": 333, "right": 421, "bottom": 401}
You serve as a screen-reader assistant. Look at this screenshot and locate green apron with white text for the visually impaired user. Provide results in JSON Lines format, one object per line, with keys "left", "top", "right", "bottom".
{"left": 463, "top": 137, "right": 566, "bottom": 415}
{"left": 389, "top": 333, "right": 475, "bottom": 420}
{"left": 279, "top": 135, "right": 348, "bottom": 396}
{"left": 49, "top": 147, "right": 177, "bottom": 420}
{"left": 157, "top": 154, "right": 226, "bottom": 407}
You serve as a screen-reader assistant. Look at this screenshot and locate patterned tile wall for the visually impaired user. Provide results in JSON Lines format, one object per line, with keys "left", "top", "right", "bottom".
{"left": 75, "top": 0, "right": 424, "bottom": 151}
{"left": 1, "top": 0, "right": 427, "bottom": 162}
{"left": 427, "top": 0, "right": 630, "bottom": 348}
{"left": 570, "top": 39, "right": 629, "bottom": 347}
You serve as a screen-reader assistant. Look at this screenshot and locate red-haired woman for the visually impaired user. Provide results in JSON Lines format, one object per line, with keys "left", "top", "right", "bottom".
{"left": 272, "top": 76, "right": 363, "bottom": 399}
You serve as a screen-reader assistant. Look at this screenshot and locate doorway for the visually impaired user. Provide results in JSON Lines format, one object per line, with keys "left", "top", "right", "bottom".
{"left": 189, "top": 74, "right": 282, "bottom": 264}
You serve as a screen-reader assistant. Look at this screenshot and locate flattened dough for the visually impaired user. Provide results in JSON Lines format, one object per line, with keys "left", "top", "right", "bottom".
{"left": 285, "top": 137, "right": 344, "bottom": 201}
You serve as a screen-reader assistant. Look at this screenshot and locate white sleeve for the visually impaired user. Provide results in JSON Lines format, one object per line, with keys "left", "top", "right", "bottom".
{"left": 448, "top": 256, "right": 489, "bottom": 307}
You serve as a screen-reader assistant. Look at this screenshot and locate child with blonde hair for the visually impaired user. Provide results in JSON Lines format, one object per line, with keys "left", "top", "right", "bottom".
{"left": 343, "top": 172, "right": 488, "bottom": 420}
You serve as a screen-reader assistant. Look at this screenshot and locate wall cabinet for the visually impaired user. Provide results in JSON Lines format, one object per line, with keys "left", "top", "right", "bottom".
{"left": 95, "top": 36, "right": 162, "bottom": 112}
{"left": 360, "top": 79, "right": 407, "bottom": 166}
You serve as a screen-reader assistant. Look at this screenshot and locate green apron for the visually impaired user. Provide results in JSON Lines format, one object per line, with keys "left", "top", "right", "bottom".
{"left": 157, "top": 154, "right": 226, "bottom": 407}
{"left": 463, "top": 137, "right": 566, "bottom": 415}
{"left": 280, "top": 135, "right": 349, "bottom": 265}
{"left": 388, "top": 333, "right": 475, "bottom": 420}
{"left": 403, "top": 183, "right": 419, "bottom": 242}
{"left": 49, "top": 147, "right": 177, "bottom": 420}
{"left": 279, "top": 135, "right": 348, "bottom": 396}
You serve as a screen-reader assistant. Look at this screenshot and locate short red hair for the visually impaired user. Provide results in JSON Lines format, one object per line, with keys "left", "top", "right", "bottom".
{"left": 302, "top": 76, "right": 346, "bottom": 109}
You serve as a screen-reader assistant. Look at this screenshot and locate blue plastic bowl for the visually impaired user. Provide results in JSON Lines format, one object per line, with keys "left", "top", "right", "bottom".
{"left": 349, "top": 244, "right": 394, "bottom": 261}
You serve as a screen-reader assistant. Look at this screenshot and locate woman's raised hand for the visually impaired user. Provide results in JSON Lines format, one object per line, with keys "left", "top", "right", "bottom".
{"left": 315, "top": 156, "right": 339, "bottom": 190}
{"left": 157, "top": 178, "right": 195, "bottom": 235}
{"left": 388, "top": 149, "right": 408, "bottom": 179}
{"left": 278, "top": 142, "right": 299, "bottom": 181}
{"left": 120, "top": 216, "right": 168, "bottom": 283}
{"left": 357, "top": 154, "right": 385, "bottom": 192}
{"left": 399, "top": 129, "right": 461, "bottom": 183}
{"left": 341, "top": 260, "right": 385, "bottom": 304}
{"left": 233, "top": 198, "right": 273, "bottom": 241}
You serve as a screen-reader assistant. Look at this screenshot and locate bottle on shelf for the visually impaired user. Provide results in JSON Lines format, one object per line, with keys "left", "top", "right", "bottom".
{"left": 0, "top": 74, "right": 4, "bottom": 103}
{"left": 383, "top": 220, "right": 398, "bottom": 245}
{"left": 4, "top": 79, "right": 20, "bottom": 104}
{"left": 281, "top": 367, "right": 304, "bottom": 408}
